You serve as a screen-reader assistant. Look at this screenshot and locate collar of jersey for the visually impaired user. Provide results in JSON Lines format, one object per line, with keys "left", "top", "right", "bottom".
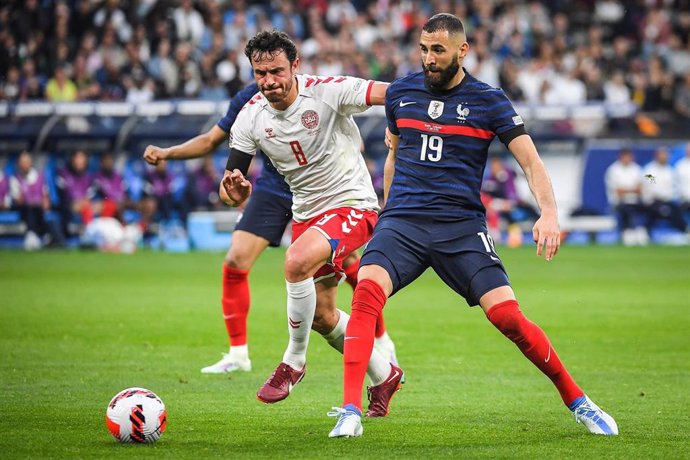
{"left": 424, "top": 67, "right": 471, "bottom": 95}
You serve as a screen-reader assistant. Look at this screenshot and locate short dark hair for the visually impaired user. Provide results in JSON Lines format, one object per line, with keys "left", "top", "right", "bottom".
{"left": 244, "top": 30, "right": 298, "bottom": 64}
{"left": 422, "top": 13, "right": 465, "bottom": 36}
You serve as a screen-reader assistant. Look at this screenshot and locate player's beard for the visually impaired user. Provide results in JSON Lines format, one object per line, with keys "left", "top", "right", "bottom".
{"left": 423, "top": 54, "right": 460, "bottom": 90}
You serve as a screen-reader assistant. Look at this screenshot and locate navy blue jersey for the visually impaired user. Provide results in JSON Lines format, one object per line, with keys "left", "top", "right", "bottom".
{"left": 384, "top": 70, "right": 525, "bottom": 221}
{"left": 217, "top": 83, "right": 291, "bottom": 199}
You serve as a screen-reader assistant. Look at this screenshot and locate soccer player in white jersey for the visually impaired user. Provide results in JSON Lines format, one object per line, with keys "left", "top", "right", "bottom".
{"left": 220, "top": 30, "right": 403, "bottom": 417}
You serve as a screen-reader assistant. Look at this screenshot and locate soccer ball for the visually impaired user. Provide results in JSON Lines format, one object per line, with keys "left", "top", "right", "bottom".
{"left": 106, "top": 387, "right": 167, "bottom": 443}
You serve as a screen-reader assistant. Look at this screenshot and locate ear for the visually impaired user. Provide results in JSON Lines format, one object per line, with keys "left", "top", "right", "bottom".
{"left": 292, "top": 57, "right": 300, "bottom": 73}
{"left": 459, "top": 41, "right": 469, "bottom": 59}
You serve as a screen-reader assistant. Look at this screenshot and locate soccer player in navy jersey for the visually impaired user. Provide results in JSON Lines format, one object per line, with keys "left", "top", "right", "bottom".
{"left": 329, "top": 13, "right": 618, "bottom": 438}
{"left": 143, "top": 83, "right": 398, "bottom": 375}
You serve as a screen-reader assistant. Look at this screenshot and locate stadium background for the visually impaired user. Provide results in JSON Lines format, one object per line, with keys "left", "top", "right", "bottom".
{"left": 1, "top": 0, "right": 689, "bottom": 250}
{"left": 1, "top": 2, "right": 690, "bottom": 457}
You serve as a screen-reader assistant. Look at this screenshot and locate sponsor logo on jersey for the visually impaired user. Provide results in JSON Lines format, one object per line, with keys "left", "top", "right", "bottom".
{"left": 301, "top": 110, "right": 319, "bottom": 129}
{"left": 264, "top": 127, "right": 275, "bottom": 139}
{"left": 512, "top": 115, "right": 524, "bottom": 126}
{"left": 428, "top": 100, "right": 444, "bottom": 119}
{"left": 456, "top": 103, "right": 470, "bottom": 121}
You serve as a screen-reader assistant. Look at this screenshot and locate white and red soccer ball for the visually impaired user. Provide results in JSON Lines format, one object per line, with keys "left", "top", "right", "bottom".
{"left": 106, "top": 388, "right": 167, "bottom": 443}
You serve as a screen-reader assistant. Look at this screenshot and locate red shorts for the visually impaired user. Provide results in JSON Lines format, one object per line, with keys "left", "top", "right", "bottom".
{"left": 291, "top": 207, "right": 378, "bottom": 283}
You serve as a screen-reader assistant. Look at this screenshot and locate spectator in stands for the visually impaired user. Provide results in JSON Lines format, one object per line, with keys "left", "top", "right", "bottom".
{"left": 125, "top": 68, "right": 155, "bottom": 105}
{"left": 603, "top": 70, "right": 632, "bottom": 105}
{"left": 642, "top": 147, "right": 688, "bottom": 238}
{"left": 73, "top": 54, "right": 101, "bottom": 100}
{"left": 674, "top": 73, "right": 690, "bottom": 120}
{"left": 0, "top": 66, "right": 21, "bottom": 101}
{"left": 0, "top": 169, "right": 9, "bottom": 210}
{"left": 481, "top": 156, "right": 535, "bottom": 246}
{"left": 184, "top": 157, "right": 222, "bottom": 212}
{"left": 45, "top": 64, "right": 77, "bottom": 102}
{"left": 8, "top": 151, "right": 57, "bottom": 249}
{"left": 57, "top": 150, "right": 94, "bottom": 236}
{"left": 173, "top": 0, "right": 205, "bottom": 46}
{"left": 674, "top": 144, "right": 690, "bottom": 216}
{"left": 140, "top": 160, "right": 186, "bottom": 233}
{"left": 92, "top": 152, "right": 128, "bottom": 222}
{"left": 605, "top": 148, "right": 647, "bottom": 246}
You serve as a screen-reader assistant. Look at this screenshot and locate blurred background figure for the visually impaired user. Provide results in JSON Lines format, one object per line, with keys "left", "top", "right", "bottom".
{"left": 92, "top": 152, "right": 129, "bottom": 223}
{"left": 140, "top": 160, "right": 187, "bottom": 235}
{"left": 676, "top": 144, "right": 690, "bottom": 217}
{"left": 605, "top": 148, "right": 647, "bottom": 246}
{"left": 642, "top": 147, "right": 688, "bottom": 240}
{"left": 0, "top": 169, "right": 9, "bottom": 210}
{"left": 56, "top": 150, "right": 94, "bottom": 237}
{"left": 8, "top": 151, "right": 63, "bottom": 249}
{"left": 481, "top": 156, "right": 536, "bottom": 247}
{"left": 184, "top": 157, "right": 221, "bottom": 212}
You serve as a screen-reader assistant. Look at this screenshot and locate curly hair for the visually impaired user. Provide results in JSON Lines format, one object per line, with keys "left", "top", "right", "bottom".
{"left": 244, "top": 30, "right": 298, "bottom": 64}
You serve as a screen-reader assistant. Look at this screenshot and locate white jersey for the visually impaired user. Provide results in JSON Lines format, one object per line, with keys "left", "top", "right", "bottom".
{"left": 605, "top": 160, "right": 642, "bottom": 206}
{"left": 231, "top": 74, "right": 380, "bottom": 222}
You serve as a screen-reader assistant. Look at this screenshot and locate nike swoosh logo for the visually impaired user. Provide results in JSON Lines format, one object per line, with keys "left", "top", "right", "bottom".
{"left": 545, "top": 346, "right": 551, "bottom": 363}
{"left": 387, "top": 369, "right": 401, "bottom": 383}
{"left": 490, "top": 256, "right": 500, "bottom": 262}
{"left": 344, "top": 336, "right": 359, "bottom": 340}
{"left": 399, "top": 101, "right": 416, "bottom": 107}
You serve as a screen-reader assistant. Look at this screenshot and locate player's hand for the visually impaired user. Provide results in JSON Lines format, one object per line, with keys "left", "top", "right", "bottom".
{"left": 143, "top": 145, "right": 168, "bottom": 165}
{"left": 384, "top": 127, "right": 393, "bottom": 149}
{"left": 532, "top": 212, "right": 560, "bottom": 261}
{"left": 220, "top": 169, "right": 252, "bottom": 207}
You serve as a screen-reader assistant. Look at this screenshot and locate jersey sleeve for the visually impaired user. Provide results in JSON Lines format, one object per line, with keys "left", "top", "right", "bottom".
{"left": 217, "top": 83, "right": 259, "bottom": 132}
{"left": 488, "top": 89, "right": 527, "bottom": 145}
{"left": 230, "top": 109, "right": 258, "bottom": 156}
{"left": 320, "top": 76, "right": 375, "bottom": 116}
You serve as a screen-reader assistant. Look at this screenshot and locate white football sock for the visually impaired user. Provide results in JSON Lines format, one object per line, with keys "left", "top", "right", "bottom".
{"left": 322, "top": 309, "right": 391, "bottom": 387}
{"left": 282, "top": 278, "right": 316, "bottom": 370}
{"left": 228, "top": 344, "right": 249, "bottom": 361}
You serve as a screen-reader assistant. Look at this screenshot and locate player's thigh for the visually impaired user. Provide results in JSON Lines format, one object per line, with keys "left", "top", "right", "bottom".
{"left": 430, "top": 224, "right": 511, "bottom": 307}
{"left": 360, "top": 216, "right": 430, "bottom": 295}
{"left": 234, "top": 189, "right": 292, "bottom": 247}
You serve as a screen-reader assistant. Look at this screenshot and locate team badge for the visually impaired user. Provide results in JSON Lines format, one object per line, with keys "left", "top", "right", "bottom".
{"left": 456, "top": 103, "right": 470, "bottom": 121}
{"left": 428, "top": 101, "right": 444, "bottom": 119}
{"left": 301, "top": 110, "right": 319, "bottom": 129}
{"left": 264, "top": 127, "right": 275, "bottom": 139}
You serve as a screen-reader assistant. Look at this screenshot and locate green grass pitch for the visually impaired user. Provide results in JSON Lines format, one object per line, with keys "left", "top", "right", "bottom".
{"left": 1, "top": 245, "right": 689, "bottom": 458}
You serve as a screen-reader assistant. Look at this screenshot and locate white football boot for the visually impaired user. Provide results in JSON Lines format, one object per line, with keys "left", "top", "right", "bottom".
{"left": 328, "top": 405, "right": 363, "bottom": 438}
{"left": 571, "top": 395, "right": 619, "bottom": 435}
{"left": 200, "top": 353, "right": 252, "bottom": 374}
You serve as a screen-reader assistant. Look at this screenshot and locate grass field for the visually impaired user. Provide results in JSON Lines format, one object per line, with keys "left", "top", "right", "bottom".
{"left": 1, "top": 245, "right": 689, "bottom": 458}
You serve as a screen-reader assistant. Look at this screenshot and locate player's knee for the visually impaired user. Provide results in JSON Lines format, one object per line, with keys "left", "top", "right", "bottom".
{"left": 283, "top": 248, "right": 313, "bottom": 281}
{"left": 224, "top": 249, "right": 252, "bottom": 270}
{"left": 486, "top": 300, "right": 525, "bottom": 339}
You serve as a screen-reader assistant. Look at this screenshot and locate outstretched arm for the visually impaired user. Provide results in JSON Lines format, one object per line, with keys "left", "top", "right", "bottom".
{"left": 382, "top": 128, "right": 399, "bottom": 207}
{"left": 508, "top": 134, "right": 560, "bottom": 261}
{"left": 143, "top": 125, "right": 228, "bottom": 165}
{"left": 368, "top": 82, "right": 390, "bottom": 106}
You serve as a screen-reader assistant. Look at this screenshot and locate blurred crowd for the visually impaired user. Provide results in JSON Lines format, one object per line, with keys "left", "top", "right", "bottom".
{"left": 0, "top": 149, "right": 227, "bottom": 249}
{"left": 605, "top": 144, "right": 690, "bottom": 245}
{"left": 0, "top": 0, "right": 689, "bottom": 118}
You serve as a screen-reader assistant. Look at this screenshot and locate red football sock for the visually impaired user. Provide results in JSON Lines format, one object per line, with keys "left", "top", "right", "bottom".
{"left": 343, "top": 279, "right": 388, "bottom": 411}
{"left": 222, "top": 265, "right": 250, "bottom": 347}
{"left": 486, "top": 300, "right": 584, "bottom": 407}
{"left": 374, "top": 311, "right": 386, "bottom": 339}
{"left": 343, "top": 258, "right": 359, "bottom": 290}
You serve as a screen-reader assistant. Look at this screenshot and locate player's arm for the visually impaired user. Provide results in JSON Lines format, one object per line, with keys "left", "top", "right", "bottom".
{"left": 219, "top": 148, "right": 253, "bottom": 207}
{"left": 367, "top": 82, "right": 389, "bottom": 106}
{"left": 508, "top": 134, "right": 560, "bottom": 261}
{"left": 382, "top": 128, "right": 399, "bottom": 207}
{"left": 143, "top": 125, "right": 227, "bottom": 165}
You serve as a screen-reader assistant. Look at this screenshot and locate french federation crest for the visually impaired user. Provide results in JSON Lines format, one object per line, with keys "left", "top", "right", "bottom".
{"left": 456, "top": 103, "right": 470, "bottom": 121}
{"left": 428, "top": 100, "right": 444, "bottom": 119}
